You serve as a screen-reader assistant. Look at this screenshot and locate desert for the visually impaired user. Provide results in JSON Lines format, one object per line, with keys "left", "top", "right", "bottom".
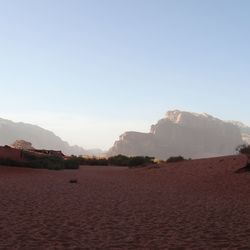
{"left": 1, "top": 154, "right": 250, "bottom": 249}
{"left": 2, "top": 1, "right": 250, "bottom": 249}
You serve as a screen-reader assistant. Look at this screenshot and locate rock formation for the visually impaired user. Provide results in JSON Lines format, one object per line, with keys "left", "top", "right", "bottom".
{"left": 229, "top": 121, "right": 250, "bottom": 145}
{"left": 108, "top": 110, "right": 244, "bottom": 159}
{"left": 11, "top": 140, "right": 34, "bottom": 150}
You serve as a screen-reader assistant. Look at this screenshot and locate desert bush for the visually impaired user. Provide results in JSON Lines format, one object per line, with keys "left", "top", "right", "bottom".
{"left": 78, "top": 157, "right": 108, "bottom": 166}
{"left": 166, "top": 156, "right": 185, "bottom": 163}
{"left": 108, "top": 155, "right": 155, "bottom": 167}
{"left": 0, "top": 153, "right": 155, "bottom": 169}
{"left": 235, "top": 145, "right": 250, "bottom": 173}
{"left": 0, "top": 158, "right": 26, "bottom": 167}
{"left": 94, "top": 158, "right": 109, "bottom": 166}
{"left": 0, "top": 155, "right": 79, "bottom": 170}
{"left": 25, "top": 156, "right": 65, "bottom": 170}
{"left": 236, "top": 145, "right": 250, "bottom": 155}
{"left": 128, "top": 156, "right": 155, "bottom": 167}
{"left": 235, "top": 161, "right": 250, "bottom": 173}
{"left": 64, "top": 156, "right": 80, "bottom": 169}
{"left": 108, "top": 155, "right": 130, "bottom": 166}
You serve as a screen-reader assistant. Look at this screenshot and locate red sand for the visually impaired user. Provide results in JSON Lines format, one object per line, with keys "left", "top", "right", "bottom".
{"left": 1, "top": 155, "right": 250, "bottom": 249}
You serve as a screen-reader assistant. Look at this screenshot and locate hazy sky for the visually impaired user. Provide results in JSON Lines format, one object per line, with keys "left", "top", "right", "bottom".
{"left": 0, "top": 0, "right": 249, "bottom": 150}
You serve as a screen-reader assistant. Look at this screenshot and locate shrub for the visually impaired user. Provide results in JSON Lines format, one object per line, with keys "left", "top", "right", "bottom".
{"left": 64, "top": 156, "right": 80, "bottom": 169}
{"left": 78, "top": 156, "right": 108, "bottom": 166}
{"left": 128, "top": 156, "right": 155, "bottom": 167}
{"left": 0, "top": 155, "right": 79, "bottom": 170}
{"left": 108, "top": 155, "right": 155, "bottom": 167}
{"left": 235, "top": 145, "right": 250, "bottom": 173}
{"left": 236, "top": 145, "right": 250, "bottom": 155}
{"left": 0, "top": 153, "right": 155, "bottom": 169}
{"left": 0, "top": 158, "right": 26, "bottom": 167}
{"left": 25, "top": 156, "right": 65, "bottom": 170}
{"left": 166, "top": 156, "right": 185, "bottom": 163}
{"left": 108, "top": 155, "right": 130, "bottom": 166}
{"left": 235, "top": 161, "right": 250, "bottom": 173}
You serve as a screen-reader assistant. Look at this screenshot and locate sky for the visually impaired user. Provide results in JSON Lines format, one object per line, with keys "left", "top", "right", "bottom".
{"left": 0, "top": 0, "right": 249, "bottom": 150}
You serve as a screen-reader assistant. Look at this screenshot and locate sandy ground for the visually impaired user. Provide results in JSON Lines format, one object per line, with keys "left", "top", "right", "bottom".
{"left": 1, "top": 155, "right": 250, "bottom": 249}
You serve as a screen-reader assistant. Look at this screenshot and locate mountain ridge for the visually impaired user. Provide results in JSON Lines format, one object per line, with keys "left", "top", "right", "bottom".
{"left": 108, "top": 110, "right": 248, "bottom": 159}
{"left": 1, "top": 111, "right": 249, "bottom": 158}
{"left": 0, "top": 117, "right": 101, "bottom": 156}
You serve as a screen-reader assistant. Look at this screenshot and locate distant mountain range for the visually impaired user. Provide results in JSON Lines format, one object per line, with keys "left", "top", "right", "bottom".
{"left": 108, "top": 110, "right": 250, "bottom": 159}
{"left": 0, "top": 118, "right": 102, "bottom": 156}
{"left": 1, "top": 111, "right": 249, "bottom": 159}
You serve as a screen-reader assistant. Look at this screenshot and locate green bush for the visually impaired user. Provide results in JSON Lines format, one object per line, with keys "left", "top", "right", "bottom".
{"left": 166, "top": 156, "right": 185, "bottom": 163}
{"left": 78, "top": 157, "right": 108, "bottom": 166}
{"left": 0, "top": 153, "right": 156, "bottom": 169}
{"left": 64, "top": 156, "right": 80, "bottom": 169}
{"left": 108, "top": 155, "right": 130, "bottom": 166}
{"left": 236, "top": 145, "right": 250, "bottom": 155}
{"left": 128, "top": 156, "right": 155, "bottom": 167}
{"left": 0, "top": 158, "right": 26, "bottom": 167}
{"left": 108, "top": 155, "right": 155, "bottom": 167}
{"left": 24, "top": 156, "right": 65, "bottom": 170}
{"left": 0, "top": 155, "right": 80, "bottom": 170}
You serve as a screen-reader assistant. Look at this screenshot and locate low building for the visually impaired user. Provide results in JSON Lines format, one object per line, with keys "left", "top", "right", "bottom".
{"left": 30, "top": 149, "right": 65, "bottom": 158}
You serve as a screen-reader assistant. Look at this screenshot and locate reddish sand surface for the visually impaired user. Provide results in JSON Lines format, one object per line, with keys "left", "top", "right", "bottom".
{"left": 1, "top": 155, "right": 250, "bottom": 249}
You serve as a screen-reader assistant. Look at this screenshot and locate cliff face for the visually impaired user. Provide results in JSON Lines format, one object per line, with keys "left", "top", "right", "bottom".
{"left": 108, "top": 110, "right": 244, "bottom": 159}
{"left": 0, "top": 118, "right": 86, "bottom": 156}
{"left": 229, "top": 121, "right": 250, "bottom": 145}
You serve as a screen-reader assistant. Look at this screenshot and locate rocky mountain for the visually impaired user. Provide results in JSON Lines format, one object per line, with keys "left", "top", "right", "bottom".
{"left": 11, "top": 140, "right": 35, "bottom": 150}
{"left": 229, "top": 121, "right": 250, "bottom": 145}
{"left": 108, "top": 110, "right": 244, "bottom": 159}
{"left": 0, "top": 118, "right": 100, "bottom": 156}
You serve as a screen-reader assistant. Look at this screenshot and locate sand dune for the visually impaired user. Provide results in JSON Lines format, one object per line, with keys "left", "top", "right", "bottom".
{"left": 1, "top": 155, "right": 250, "bottom": 249}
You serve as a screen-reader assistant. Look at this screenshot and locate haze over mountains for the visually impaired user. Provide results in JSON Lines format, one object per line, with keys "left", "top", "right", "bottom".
{"left": 0, "top": 110, "right": 249, "bottom": 159}
{"left": 108, "top": 110, "right": 250, "bottom": 159}
{"left": 0, "top": 118, "right": 102, "bottom": 156}
{"left": 229, "top": 121, "right": 250, "bottom": 145}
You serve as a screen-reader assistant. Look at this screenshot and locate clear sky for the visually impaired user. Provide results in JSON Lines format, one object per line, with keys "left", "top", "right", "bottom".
{"left": 0, "top": 0, "right": 249, "bottom": 150}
